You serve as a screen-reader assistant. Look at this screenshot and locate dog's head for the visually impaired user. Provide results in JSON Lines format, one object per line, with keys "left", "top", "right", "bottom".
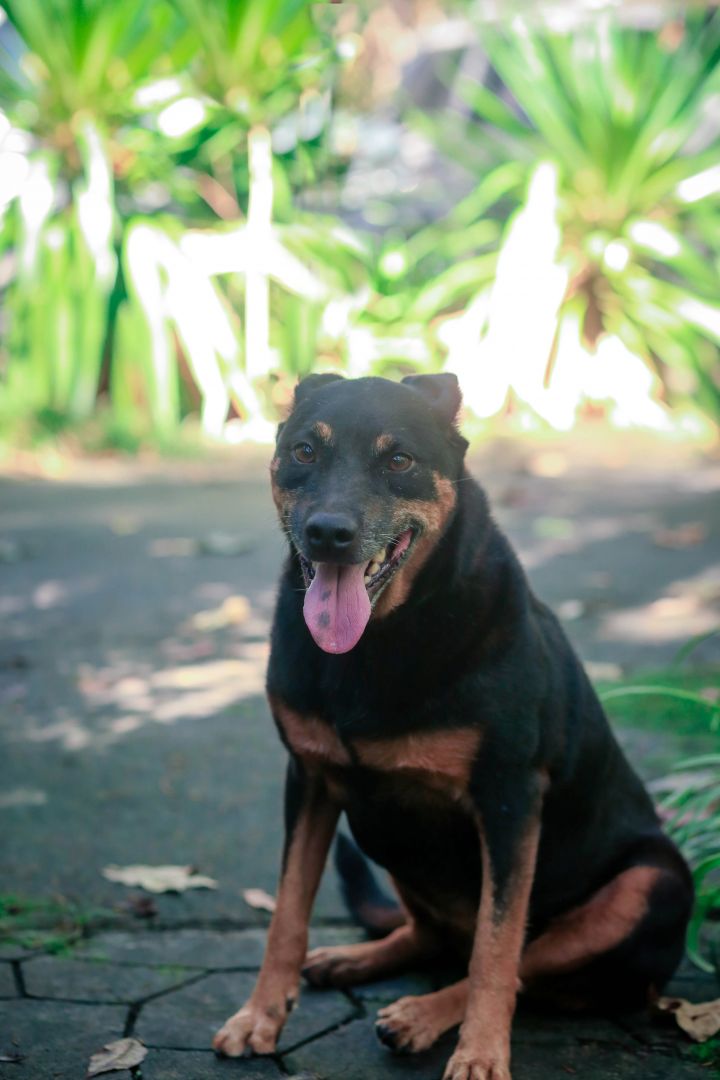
{"left": 270, "top": 374, "right": 468, "bottom": 654}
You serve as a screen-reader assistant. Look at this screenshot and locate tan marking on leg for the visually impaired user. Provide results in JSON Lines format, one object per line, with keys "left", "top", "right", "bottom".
{"left": 312, "top": 421, "right": 333, "bottom": 444}
{"left": 521, "top": 865, "right": 664, "bottom": 982}
{"left": 213, "top": 787, "right": 339, "bottom": 1057}
{"left": 375, "top": 473, "right": 456, "bottom": 617}
{"left": 269, "top": 696, "right": 351, "bottom": 768}
{"left": 377, "top": 979, "right": 469, "bottom": 1053}
{"left": 444, "top": 815, "right": 541, "bottom": 1080}
{"left": 353, "top": 728, "right": 480, "bottom": 794}
{"left": 303, "top": 923, "right": 436, "bottom": 988}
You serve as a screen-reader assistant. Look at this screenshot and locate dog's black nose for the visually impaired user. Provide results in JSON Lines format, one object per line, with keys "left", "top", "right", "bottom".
{"left": 304, "top": 512, "right": 358, "bottom": 559}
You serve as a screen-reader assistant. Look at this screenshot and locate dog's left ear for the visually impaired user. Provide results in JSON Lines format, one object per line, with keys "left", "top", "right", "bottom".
{"left": 294, "top": 373, "right": 344, "bottom": 407}
{"left": 402, "top": 373, "right": 462, "bottom": 425}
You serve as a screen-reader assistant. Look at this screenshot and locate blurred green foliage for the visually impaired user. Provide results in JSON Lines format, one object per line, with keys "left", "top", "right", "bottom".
{"left": 1, "top": 3, "right": 720, "bottom": 444}
{"left": 424, "top": 11, "right": 720, "bottom": 424}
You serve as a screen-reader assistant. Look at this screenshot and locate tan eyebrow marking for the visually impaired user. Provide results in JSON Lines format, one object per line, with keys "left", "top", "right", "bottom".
{"left": 312, "top": 421, "right": 333, "bottom": 444}
{"left": 374, "top": 434, "right": 394, "bottom": 453}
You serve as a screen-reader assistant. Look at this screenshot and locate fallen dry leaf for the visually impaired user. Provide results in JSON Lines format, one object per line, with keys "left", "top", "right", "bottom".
{"left": 102, "top": 864, "right": 217, "bottom": 894}
{"left": 0, "top": 1053, "right": 23, "bottom": 1063}
{"left": 657, "top": 996, "right": 720, "bottom": 1042}
{"left": 653, "top": 522, "right": 707, "bottom": 549}
{"left": 87, "top": 1037, "right": 147, "bottom": 1076}
{"left": 242, "top": 887, "right": 276, "bottom": 913}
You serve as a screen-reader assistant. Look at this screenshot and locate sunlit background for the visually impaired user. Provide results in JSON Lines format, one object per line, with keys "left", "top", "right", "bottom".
{"left": 1, "top": 0, "right": 720, "bottom": 453}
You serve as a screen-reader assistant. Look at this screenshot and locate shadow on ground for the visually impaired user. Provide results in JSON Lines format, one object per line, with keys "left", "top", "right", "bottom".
{"left": 1, "top": 438, "right": 719, "bottom": 1078}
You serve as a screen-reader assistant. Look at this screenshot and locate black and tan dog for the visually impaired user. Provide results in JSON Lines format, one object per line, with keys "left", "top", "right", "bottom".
{"left": 213, "top": 373, "right": 693, "bottom": 1080}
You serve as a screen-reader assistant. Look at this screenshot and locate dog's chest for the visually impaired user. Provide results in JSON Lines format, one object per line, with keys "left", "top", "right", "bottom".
{"left": 270, "top": 696, "right": 480, "bottom": 799}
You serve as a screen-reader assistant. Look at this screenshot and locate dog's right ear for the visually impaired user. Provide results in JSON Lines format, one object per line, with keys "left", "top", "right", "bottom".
{"left": 294, "top": 373, "right": 344, "bottom": 406}
{"left": 402, "top": 373, "right": 462, "bottom": 425}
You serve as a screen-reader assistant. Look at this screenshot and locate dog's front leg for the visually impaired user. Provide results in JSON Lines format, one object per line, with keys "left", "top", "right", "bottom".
{"left": 213, "top": 757, "right": 339, "bottom": 1056}
{"left": 444, "top": 777, "right": 542, "bottom": 1080}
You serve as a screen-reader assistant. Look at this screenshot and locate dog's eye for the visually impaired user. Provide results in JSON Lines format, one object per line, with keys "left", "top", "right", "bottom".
{"left": 388, "top": 452, "right": 413, "bottom": 473}
{"left": 292, "top": 442, "right": 316, "bottom": 465}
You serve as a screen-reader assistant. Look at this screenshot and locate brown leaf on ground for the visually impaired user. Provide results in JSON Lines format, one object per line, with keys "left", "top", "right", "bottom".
{"left": 652, "top": 522, "right": 707, "bottom": 549}
{"left": 656, "top": 996, "right": 720, "bottom": 1042}
{"left": 86, "top": 1037, "right": 147, "bottom": 1076}
{"left": 242, "top": 887, "right": 277, "bottom": 913}
{"left": 102, "top": 864, "right": 218, "bottom": 893}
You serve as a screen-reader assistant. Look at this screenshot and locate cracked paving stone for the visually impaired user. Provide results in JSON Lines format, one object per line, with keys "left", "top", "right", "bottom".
{"left": 74, "top": 929, "right": 267, "bottom": 969}
{"left": 0, "top": 999, "right": 126, "bottom": 1080}
{"left": 511, "top": 1004, "right": 637, "bottom": 1047}
{"left": 132, "top": 1048, "right": 282, "bottom": 1078}
{"left": 0, "top": 944, "right": 32, "bottom": 962}
{"left": 284, "top": 1016, "right": 455, "bottom": 1080}
{"left": 136, "top": 971, "right": 357, "bottom": 1053}
{"left": 509, "top": 1039, "right": 711, "bottom": 1078}
{"left": 0, "top": 963, "right": 17, "bottom": 998}
{"left": 286, "top": 1016, "right": 712, "bottom": 1080}
{"left": 22, "top": 956, "right": 198, "bottom": 1003}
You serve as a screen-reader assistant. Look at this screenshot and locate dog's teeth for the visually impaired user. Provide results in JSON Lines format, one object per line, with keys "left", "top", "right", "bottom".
{"left": 369, "top": 561, "right": 382, "bottom": 576}
{"left": 373, "top": 548, "right": 385, "bottom": 564}
{"left": 364, "top": 574, "right": 371, "bottom": 584}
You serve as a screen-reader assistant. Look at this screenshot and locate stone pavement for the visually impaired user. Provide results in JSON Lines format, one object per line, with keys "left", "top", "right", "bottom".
{"left": 1, "top": 437, "right": 719, "bottom": 1078}
{"left": 1, "top": 927, "right": 718, "bottom": 1080}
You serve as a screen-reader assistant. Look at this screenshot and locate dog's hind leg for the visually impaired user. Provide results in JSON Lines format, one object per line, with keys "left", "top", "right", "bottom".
{"left": 521, "top": 860, "right": 693, "bottom": 1010}
{"left": 303, "top": 920, "right": 436, "bottom": 987}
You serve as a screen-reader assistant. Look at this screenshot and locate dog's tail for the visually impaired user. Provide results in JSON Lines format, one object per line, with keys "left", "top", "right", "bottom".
{"left": 334, "top": 833, "right": 405, "bottom": 938}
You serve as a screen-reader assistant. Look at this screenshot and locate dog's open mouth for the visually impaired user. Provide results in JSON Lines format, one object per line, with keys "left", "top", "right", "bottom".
{"left": 300, "top": 528, "right": 414, "bottom": 654}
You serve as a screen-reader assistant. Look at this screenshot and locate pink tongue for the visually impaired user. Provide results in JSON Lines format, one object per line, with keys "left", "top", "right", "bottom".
{"left": 303, "top": 562, "right": 371, "bottom": 654}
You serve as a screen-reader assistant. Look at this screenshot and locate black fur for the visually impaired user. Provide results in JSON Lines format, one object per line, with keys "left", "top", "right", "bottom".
{"left": 268, "top": 374, "right": 693, "bottom": 1008}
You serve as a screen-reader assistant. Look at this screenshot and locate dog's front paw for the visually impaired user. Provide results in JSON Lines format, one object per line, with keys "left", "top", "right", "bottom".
{"left": 443, "top": 1046, "right": 511, "bottom": 1080}
{"left": 212, "top": 993, "right": 295, "bottom": 1057}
